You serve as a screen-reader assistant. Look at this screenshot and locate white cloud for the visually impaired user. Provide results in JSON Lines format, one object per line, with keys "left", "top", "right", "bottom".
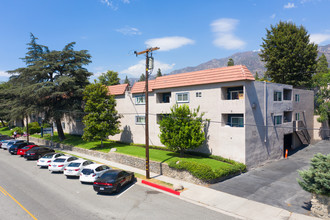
{"left": 210, "top": 18, "right": 246, "bottom": 50}
{"left": 145, "top": 36, "right": 195, "bottom": 51}
{"left": 310, "top": 33, "right": 330, "bottom": 44}
{"left": 284, "top": 2, "right": 295, "bottom": 8}
{"left": 0, "top": 71, "right": 10, "bottom": 77}
{"left": 120, "top": 60, "right": 175, "bottom": 77}
{"left": 100, "top": 0, "right": 130, "bottom": 10}
{"left": 116, "top": 26, "right": 141, "bottom": 35}
{"left": 270, "top": 13, "right": 276, "bottom": 19}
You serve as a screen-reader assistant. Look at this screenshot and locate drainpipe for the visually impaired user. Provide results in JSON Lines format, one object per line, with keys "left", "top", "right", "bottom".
{"left": 264, "top": 81, "right": 267, "bottom": 143}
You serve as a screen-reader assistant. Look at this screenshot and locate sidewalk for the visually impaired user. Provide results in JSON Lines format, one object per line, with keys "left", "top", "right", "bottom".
{"left": 61, "top": 149, "right": 320, "bottom": 220}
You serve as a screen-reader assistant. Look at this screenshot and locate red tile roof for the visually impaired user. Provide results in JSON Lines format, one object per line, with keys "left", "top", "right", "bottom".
{"left": 107, "top": 84, "right": 128, "bottom": 95}
{"left": 131, "top": 80, "right": 155, "bottom": 94}
{"left": 131, "top": 65, "right": 255, "bottom": 94}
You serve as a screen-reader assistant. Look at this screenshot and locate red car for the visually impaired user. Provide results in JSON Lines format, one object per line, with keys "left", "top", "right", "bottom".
{"left": 17, "top": 145, "right": 39, "bottom": 156}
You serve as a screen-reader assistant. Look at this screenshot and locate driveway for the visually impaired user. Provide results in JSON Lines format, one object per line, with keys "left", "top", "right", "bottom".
{"left": 210, "top": 140, "right": 330, "bottom": 215}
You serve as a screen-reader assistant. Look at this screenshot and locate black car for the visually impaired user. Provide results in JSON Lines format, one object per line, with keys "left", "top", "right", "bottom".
{"left": 93, "top": 169, "right": 134, "bottom": 194}
{"left": 8, "top": 142, "right": 34, "bottom": 155}
{"left": 24, "top": 147, "right": 55, "bottom": 160}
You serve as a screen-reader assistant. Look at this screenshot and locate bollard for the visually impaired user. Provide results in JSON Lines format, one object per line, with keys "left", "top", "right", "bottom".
{"left": 285, "top": 149, "right": 288, "bottom": 159}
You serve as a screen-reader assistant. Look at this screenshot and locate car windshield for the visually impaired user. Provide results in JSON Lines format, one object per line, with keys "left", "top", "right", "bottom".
{"left": 100, "top": 172, "right": 118, "bottom": 179}
{"left": 42, "top": 154, "right": 54, "bottom": 158}
{"left": 8, "top": 141, "right": 14, "bottom": 145}
{"left": 81, "top": 169, "right": 94, "bottom": 175}
{"left": 53, "top": 158, "right": 66, "bottom": 163}
{"left": 68, "top": 162, "right": 81, "bottom": 167}
{"left": 21, "top": 146, "right": 30, "bottom": 150}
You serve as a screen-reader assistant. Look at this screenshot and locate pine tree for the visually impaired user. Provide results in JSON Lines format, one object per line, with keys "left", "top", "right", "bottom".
{"left": 297, "top": 153, "right": 330, "bottom": 196}
{"left": 255, "top": 72, "right": 260, "bottom": 80}
{"left": 139, "top": 73, "right": 146, "bottom": 82}
{"left": 259, "top": 21, "right": 318, "bottom": 88}
{"left": 124, "top": 76, "right": 130, "bottom": 86}
{"left": 82, "top": 83, "right": 121, "bottom": 147}
{"left": 227, "top": 58, "right": 234, "bottom": 66}
{"left": 156, "top": 68, "right": 162, "bottom": 77}
{"left": 98, "top": 70, "right": 120, "bottom": 86}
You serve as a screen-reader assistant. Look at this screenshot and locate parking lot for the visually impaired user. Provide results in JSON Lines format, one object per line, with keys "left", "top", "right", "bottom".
{"left": 0, "top": 147, "right": 237, "bottom": 220}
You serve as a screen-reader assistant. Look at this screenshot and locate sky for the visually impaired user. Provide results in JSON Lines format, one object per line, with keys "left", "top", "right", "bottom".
{"left": 1, "top": 0, "right": 330, "bottom": 82}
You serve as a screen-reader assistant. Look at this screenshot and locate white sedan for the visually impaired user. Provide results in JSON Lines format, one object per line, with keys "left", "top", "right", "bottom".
{"left": 79, "top": 164, "right": 111, "bottom": 183}
{"left": 37, "top": 153, "right": 66, "bottom": 167}
{"left": 64, "top": 160, "right": 94, "bottom": 177}
{"left": 48, "top": 156, "right": 79, "bottom": 172}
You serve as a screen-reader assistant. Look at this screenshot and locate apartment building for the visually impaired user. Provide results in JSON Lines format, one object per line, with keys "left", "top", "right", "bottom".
{"left": 107, "top": 65, "right": 314, "bottom": 168}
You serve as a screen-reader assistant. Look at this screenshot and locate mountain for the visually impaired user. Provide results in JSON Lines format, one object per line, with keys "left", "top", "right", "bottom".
{"left": 169, "top": 44, "right": 330, "bottom": 77}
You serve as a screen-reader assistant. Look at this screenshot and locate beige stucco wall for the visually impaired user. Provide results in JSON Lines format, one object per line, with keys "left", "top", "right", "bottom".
{"left": 313, "top": 115, "right": 330, "bottom": 140}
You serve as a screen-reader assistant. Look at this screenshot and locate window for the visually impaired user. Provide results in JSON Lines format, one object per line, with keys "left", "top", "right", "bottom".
{"left": 226, "top": 86, "right": 244, "bottom": 100}
{"left": 274, "top": 91, "right": 282, "bottom": 101}
{"left": 135, "top": 116, "right": 145, "bottom": 125}
{"left": 135, "top": 95, "right": 145, "bottom": 105}
{"left": 176, "top": 92, "right": 189, "bottom": 103}
{"left": 295, "top": 94, "right": 300, "bottom": 102}
{"left": 283, "top": 89, "right": 292, "bottom": 100}
{"left": 196, "top": 92, "right": 202, "bottom": 97}
{"left": 157, "top": 92, "right": 171, "bottom": 103}
{"left": 274, "top": 115, "right": 282, "bottom": 125}
{"left": 295, "top": 113, "right": 300, "bottom": 121}
{"left": 284, "top": 111, "right": 292, "bottom": 123}
{"left": 225, "top": 114, "right": 244, "bottom": 127}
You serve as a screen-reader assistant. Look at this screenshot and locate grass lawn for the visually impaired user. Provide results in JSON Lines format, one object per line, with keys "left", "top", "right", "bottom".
{"left": 0, "top": 127, "right": 12, "bottom": 136}
{"left": 31, "top": 133, "right": 234, "bottom": 171}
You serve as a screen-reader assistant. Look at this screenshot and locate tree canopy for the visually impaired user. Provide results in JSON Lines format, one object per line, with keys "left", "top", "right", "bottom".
{"left": 139, "top": 73, "right": 146, "bottom": 82}
{"left": 156, "top": 68, "right": 162, "bottom": 77}
{"left": 227, "top": 58, "right": 234, "bottom": 66}
{"left": 98, "top": 70, "right": 120, "bottom": 86}
{"left": 82, "top": 83, "right": 121, "bottom": 146}
{"left": 259, "top": 21, "right": 318, "bottom": 88}
{"left": 159, "top": 104, "right": 206, "bottom": 157}
{"left": 9, "top": 33, "right": 92, "bottom": 140}
{"left": 124, "top": 76, "right": 130, "bottom": 86}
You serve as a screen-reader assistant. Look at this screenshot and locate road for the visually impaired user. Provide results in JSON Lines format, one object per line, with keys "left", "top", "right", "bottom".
{"left": 210, "top": 140, "right": 330, "bottom": 215}
{"left": 0, "top": 149, "right": 238, "bottom": 220}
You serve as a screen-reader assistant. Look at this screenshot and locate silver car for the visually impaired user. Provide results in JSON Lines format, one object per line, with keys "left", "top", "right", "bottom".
{"left": 2, "top": 140, "right": 25, "bottom": 150}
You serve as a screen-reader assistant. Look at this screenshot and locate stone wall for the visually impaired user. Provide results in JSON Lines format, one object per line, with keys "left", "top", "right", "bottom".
{"left": 28, "top": 137, "right": 215, "bottom": 185}
{"left": 311, "top": 194, "right": 330, "bottom": 219}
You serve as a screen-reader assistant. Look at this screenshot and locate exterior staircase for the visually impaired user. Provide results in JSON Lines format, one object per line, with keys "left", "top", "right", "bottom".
{"left": 294, "top": 120, "right": 311, "bottom": 145}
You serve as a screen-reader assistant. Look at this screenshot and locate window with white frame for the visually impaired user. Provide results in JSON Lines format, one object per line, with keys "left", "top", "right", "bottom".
{"left": 225, "top": 114, "right": 244, "bottom": 127}
{"left": 274, "top": 115, "right": 282, "bottom": 125}
{"left": 274, "top": 91, "right": 282, "bottom": 101}
{"left": 135, "top": 95, "right": 145, "bottom": 105}
{"left": 135, "top": 116, "right": 145, "bottom": 125}
{"left": 295, "top": 94, "right": 300, "bottom": 102}
{"left": 176, "top": 92, "right": 189, "bottom": 103}
{"left": 295, "top": 113, "right": 300, "bottom": 121}
{"left": 196, "top": 92, "right": 202, "bottom": 98}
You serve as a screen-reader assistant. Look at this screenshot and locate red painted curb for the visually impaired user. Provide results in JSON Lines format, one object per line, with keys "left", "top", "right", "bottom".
{"left": 141, "top": 180, "right": 181, "bottom": 196}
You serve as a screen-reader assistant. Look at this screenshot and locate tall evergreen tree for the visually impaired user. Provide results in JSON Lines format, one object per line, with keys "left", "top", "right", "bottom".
{"left": 259, "top": 21, "right": 318, "bottom": 88}
{"left": 10, "top": 34, "right": 92, "bottom": 140}
{"left": 139, "top": 73, "right": 146, "bottom": 82}
{"left": 98, "top": 70, "right": 120, "bottom": 86}
{"left": 82, "top": 83, "right": 121, "bottom": 147}
{"left": 156, "top": 68, "right": 162, "bottom": 77}
{"left": 124, "top": 76, "right": 130, "bottom": 86}
{"left": 227, "top": 58, "right": 234, "bottom": 66}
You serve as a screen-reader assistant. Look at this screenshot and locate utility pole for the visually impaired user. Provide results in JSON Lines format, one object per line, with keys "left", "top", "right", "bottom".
{"left": 134, "top": 47, "right": 159, "bottom": 179}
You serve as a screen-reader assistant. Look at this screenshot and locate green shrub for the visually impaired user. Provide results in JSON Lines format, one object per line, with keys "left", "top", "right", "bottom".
{"left": 12, "top": 127, "right": 23, "bottom": 135}
{"left": 169, "top": 160, "right": 216, "bottom": 180}
{"left": 297, "top": 153, "right": 330, "bottom": 196}
{"left": 25, "top": 122, "right": 41, "bottom": 134}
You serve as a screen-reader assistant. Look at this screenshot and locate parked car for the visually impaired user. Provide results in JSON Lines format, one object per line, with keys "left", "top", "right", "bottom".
{"left": 0, "top": 139, "right": 12, "bottom": 148}
{"left": 2, "top": 140, "right": 25, "bottom": 150}
{"left": 64, "top": 160, "right": 94, "bottom": 177}
{"left": 17, "top": 145, "right": 39, "bottom": 156}
{"left": 79, "top": 164, "right": 111, "bottom": 183}
{"left": 24, "top": 147, "right": 55, "bottom": 160}
{"left": 93, "top": 170, "right": 134, "bottom": 194}
{"left": 48, "top": 156, "right": 79, "bottom": 173}
{"left": 37, "top": 153, "right": 66, "bottom": 168}
{"left": 8, "top": 142, "right": 34, "bottom": 155}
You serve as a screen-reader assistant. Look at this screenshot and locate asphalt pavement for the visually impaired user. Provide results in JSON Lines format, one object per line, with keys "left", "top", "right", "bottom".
{"left": 210, "top": 140, "right": 330, "bottom": 215}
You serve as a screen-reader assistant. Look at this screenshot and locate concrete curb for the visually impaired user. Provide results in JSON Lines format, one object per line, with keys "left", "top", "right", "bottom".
{"left": 141, "top": 180, "right": 181, "bottom": 196}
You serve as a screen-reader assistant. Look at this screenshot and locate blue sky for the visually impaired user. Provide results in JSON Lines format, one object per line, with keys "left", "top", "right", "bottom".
{"left": 1, "top": 0, "right": 330, "bottom": 82}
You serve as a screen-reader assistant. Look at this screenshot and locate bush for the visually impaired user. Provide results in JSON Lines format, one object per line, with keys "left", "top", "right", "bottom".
{"left": 25, "top": 122, "right": 41, "bottom": 134}
{"left": 297, "top": 153, "right": 330, "bottom": 196}
{"left": 11, "top": 127, "right": 23, "bottom": 135}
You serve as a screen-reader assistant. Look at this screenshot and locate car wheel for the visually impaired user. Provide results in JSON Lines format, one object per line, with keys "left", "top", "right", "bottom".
{"left": 116, "top": 184, "right": 121, "bottom": 193}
